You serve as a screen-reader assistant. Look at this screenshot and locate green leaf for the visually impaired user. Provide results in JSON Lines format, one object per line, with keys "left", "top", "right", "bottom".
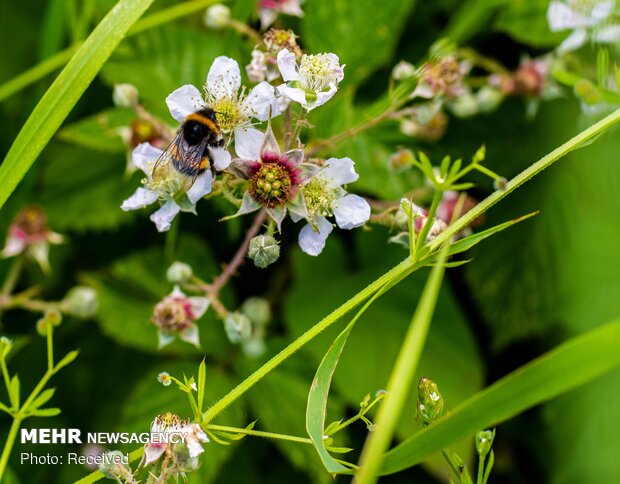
{"left": 245, "top": 367, "right": 346, "bottom": 484}
{"left": 494, "top": 0, "right": 567, "bottom": 47}
{"left": 28, "top": 407, "right": 62, "bottom": 418}
{"left": 57, "top": 108, "right": 135, "bottom": 153}
{"left": 54, "top": 350, "right": 79, "bottom": 373}
{"left": 0, "top": 401, "right": 11, "bottom": 415}
{"left": 28, "top": 388, "right": 56, "bottom": 411}
{"left": 38, "top": 144, "right": 133, "bottom": 233}
{"left": 380, "top": 319, "right": 620, "bottom": 475}
{"left": 0, "top": 0, "right": 155, "bottom": 209}
{"left": 447, "top": 212, "right": 538, "bottom": 256}
{"left": 198, "top": 358, "right": 207, "bottom": 414}
{"left": 302, "top": 0, "right": 418, "bottom": 83}
{"left": 9, "top": 375, "right": 20, "bottom": 409}
{"left": 443, "top": 0, "right": 508, "bottom": 44}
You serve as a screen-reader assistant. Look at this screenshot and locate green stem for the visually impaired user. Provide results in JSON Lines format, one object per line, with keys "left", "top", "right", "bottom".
{"left": 202, "top": 257, "right": 417, "bottom": 424}
{"left": 0, "top": 416, "right": 22, "bottom": 480}
{"left": 0, "top": 257, "right": 24, "bottom": 322}
{"left": 477, "top": 453, "right": 485, "bottom": 484}
{"left": 207, "top": 424, "right": 314, "bottom": 445}
{"left": 46, "top": 325, "right": 54, "bottom": 372}
{"left": 355, "top": 245, "right": 450, "bottom": 484}
{"left": 0, "top": 359, "right": 11, "bottom": 402}
{"left": 430, "top": 107, "right": 620, "bottom": 251}
{"left": 0, "top": 0, "right": 220, "bottom": 103}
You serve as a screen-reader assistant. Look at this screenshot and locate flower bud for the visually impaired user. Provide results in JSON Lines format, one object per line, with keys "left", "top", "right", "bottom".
{"left": 242, "top": 337, "right": 267, "bottom": 358}
{"left": 450, "top": 93, "right": 479, "bottom": 118}
{"left": 0, "top": 336, "right": 12, "bottom": 359}
{"left": 389, "top": 148, "right": 415, "bottom": 170}
{"left": 493, "top": 177, "right": 508, "bottom": 191}
{"left": 417, "top": 376, "right": 444, "bottom": 426}
{"left": 61, "top": 286, "right": 98, "bottom": 318}
{"left": 476, "top": 429, "right": 496, "bottom": 458}
{"left": 224, "top": 312, "right": 252, "bottom": 344}
{"left": 36, "top": 309, "right": 62, "bottom": 336}
{"left": 392, "top": 61, "right": 416, "bottom": 81}
{"left": 166, "top": 261, "right": 193, "bottom": 284}
{"left": 158, "top": 371, "right": 172, "bottom": 387}
{"left": 476, "top": 86, "right": 504, "bottom": 113}
{"left": 204, "top": 4, "right": 231, "bottom": 29}
{"left": 98, "top": 450, "right": 133, "bottom": 480}
{"left": 360, "top": 393, "right": 371, "bottom": 409}
{"left": 248, "top": 235, "right": 280, "bottom": 269}
{"left": 112, "top": 83, "right": 138, "bottom": 108}
{"left": 241, "top": 297, "right": 271, "bottom": 327}
{"left": 574, "top": 79, "right": 601, "bottom": 105}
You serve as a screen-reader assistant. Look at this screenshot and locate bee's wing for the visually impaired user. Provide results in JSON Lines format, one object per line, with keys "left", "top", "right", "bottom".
{"left": 151, "top": 133, "right": 180, "bottom": 180}
{"left": 174, "top": 134, "right": 210, "bottom": 184}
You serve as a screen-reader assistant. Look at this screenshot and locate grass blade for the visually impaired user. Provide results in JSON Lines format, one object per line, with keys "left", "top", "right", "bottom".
{"left": 0, "top": 0, "right": 157, "bottom": 209}
{"left": 380, "top": 319, "right": 620, "bottom": 475}
{"left": 355, "top": 245, "right": 450, "bottom": 483}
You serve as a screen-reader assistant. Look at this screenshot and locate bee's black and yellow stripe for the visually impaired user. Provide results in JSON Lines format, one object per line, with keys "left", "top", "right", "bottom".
{"left": 184, "top": 110, "right": 221, "bottom": 137}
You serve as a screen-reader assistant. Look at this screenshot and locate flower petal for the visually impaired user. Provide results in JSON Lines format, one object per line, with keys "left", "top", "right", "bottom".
{"left": 121, "top": 187, "right": 158, "bottom": 211}
{"left": 596, "top": 25, "right": 620, "bottom": 43}
{"left": 166, "top": 85, "right": 204, "bottom": 123}
{"left": 322, "top": 157, "right": 359, "bottom": 186}
{"left": 144, "top": 443, "right": 166, "bottom": 464}
{"left": 187, "top": 172, "right": 213, "bottom": 204}
{"left": 235, "top": 128, "right": 264, "bottom": 160}
{"left": 298, "top": 217, "right": 333, "bottom": 256}
{"left": 276, "top": 85, "right": 307, "bottom": 106}
{"left": 211, "top": 146, "right": 232, "bottom": 170}
{"left": 132, "top": 143, "right": 163, "bottom": 176}
{"left": 557, "top": 28, "right": 587, "bottom": 53}
{"left": 207, "top": 56, "right": 241, "bottom": 98}
{"left": 180, "top": 324, "right": 201, "bottom": 348}
{"left": 312, "top": 83, "right": 338, "bottom": 110}
{"left": 277, "top": 49, "right": 299, "bottom": 82}
{"left": 189, "top": 297, "right": 210, "bottom": 319}
{"left": 333, "top": 194, "right": 371, "bottom": 229}
{"left": 245, "top": 82, "right": 279, "bottom": 121}
{"left": 150, "top": 200, "right": 181, "bottom": 232}
{"left": 1, "top": 236, "right": 26, "bottom": 258}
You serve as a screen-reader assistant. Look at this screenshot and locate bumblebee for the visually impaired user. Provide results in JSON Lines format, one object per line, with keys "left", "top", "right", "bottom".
{"left": 153, "top": 108, "right": 224, "bottom": 181}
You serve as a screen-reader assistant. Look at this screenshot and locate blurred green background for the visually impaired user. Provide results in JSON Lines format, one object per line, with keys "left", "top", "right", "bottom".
{"left": 1, "top": 0, "right": 619, "bottom": 482}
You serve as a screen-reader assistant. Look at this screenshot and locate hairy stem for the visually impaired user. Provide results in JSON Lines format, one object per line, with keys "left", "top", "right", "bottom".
{"left": 207, "top": 424, "right": 314, "bottom": 445}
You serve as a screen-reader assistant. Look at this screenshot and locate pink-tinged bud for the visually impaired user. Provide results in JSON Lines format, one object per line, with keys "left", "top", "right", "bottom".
{"left": 151, "top": 287, "right": 208, "bottom": 349}
{"left": 1, "top": 206, "right": 63, "bottom": 273}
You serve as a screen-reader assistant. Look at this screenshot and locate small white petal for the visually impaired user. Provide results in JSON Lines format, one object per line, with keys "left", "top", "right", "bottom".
{"left": 245, "top": 82, "right": 279, "bottom": 121}
{"left": 211, "top": 146, "right": 232, "bottom": 170}
{"left": 29, "top": 243, "right": 51, "bottom": 274}
{"left": 170, "top": 285, "right": 186, "bottom": 298}
{"left": 312, "top": 83, "right": 338, "bottom": 110}
{"left": 548, "top": 1, "right": 581, "bottom": 30}
{"left": 333, "top": 194, "right": 371, "bottom": 229}
{"left": 166, "top": 85, "right": 204, "bottom": 123}
{"left": 150, "top": 200, "right": 181, "bottom": 232}
{"left": 591, "top": 1, "right": 615, "bottom": 22}
{"left": 186, "top": 171, "right": 213, "bottom": 204}
{"left": 298, "top": 217, "right": 333, "bottom": 256}
{"left": 189, "top": 297, "right": 210, "bottom": 319}
{"left": 180, "top": 324, "right": 201, "bottom": 348}
{"left": 411, "top": 82, "right": 436, "bottom": 99}
{"left": 596, "top": 25, "right": 620, "bottom": 43}
{"left": 144, "top": 444, "right": 166, "bottom": 463}
{"left": 207, "top": 56, "right": 241, "bottom": 98}
{"left": 259, "top": 8, "right": 278, "bottom": 29}
{"left": 281, "top": 0, "right": 304, "bottom": 17}
{"left": 234, "top": 128, "right": 264, "bottom": 160}
{"left": 277, "top": 49, "right": 299, "bottom": 82}
{"left": 187, "top": 438, "right": 205, "bottom": 458}
{"left": 557, "top": 28, "right": 587, "bottom": 53}
{"left": 132, "top": 143, "right": 163, "bottom": 176}
{"left": 276, "top": 85, "right": 307, "bottom": 106}
{"left": 121, "top": 187, "right": 158, "bottom": 211}
{"left": 1, "top": 236, "right": 26, "bottom": 258}
{"left": 322, "top": 157, "right": 359, "bottom": 187}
